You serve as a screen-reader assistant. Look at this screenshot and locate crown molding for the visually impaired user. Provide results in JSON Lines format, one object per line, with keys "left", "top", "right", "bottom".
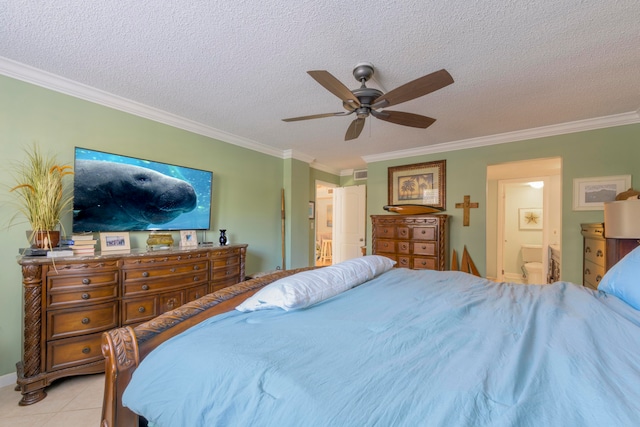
{"left": 362, "top": 110, "right": 640, "bottom": 164}
{"left": 0, "top": 56, "right": 284, "bottom": 158}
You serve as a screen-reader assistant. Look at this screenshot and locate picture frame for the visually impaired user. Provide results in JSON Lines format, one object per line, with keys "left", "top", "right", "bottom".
{"left": 179, "top": 230, "right": 198, "bottom": 247}
{"left": 99, "top": 232, "right": 131, "bottom": 252}
{"left": 388, "top": 160, "right": 446, "bottom": 209}
{"left": 519, "top": 208, "right": 543, "bottom": 230}
{"left": 572, "top": 175, "right": 631, "bottom": 211}
{"left": 309, "top": 201, "right": 315, "bottom": 219}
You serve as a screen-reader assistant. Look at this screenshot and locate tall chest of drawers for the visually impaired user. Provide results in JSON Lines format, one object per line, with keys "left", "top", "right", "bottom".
{"left": 580, "top": 223, "right": 606, "bottom": 290}
{"left": 16, "top": 244, "right": 246, "bottom": 405}
{"left": 371, "top": 214, "right": 448, "bottom": 271}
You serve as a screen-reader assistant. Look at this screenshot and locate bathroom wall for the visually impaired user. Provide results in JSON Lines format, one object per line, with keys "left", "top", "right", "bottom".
{"left": 503, "top": 182, "right": 544, "bottom": 282}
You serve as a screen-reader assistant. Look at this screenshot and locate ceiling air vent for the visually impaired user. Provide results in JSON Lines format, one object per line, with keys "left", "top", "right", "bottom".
{"left": 354, "top": 170, "right": 368, "bottom": 181}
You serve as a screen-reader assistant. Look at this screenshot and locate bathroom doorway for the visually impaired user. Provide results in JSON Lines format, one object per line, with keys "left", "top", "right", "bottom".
{"left": 486, "top": 158, "right": 562, "bottom": 283}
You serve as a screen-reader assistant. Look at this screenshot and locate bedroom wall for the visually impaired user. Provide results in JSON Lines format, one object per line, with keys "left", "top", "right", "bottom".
{"left": 0, "top": 74, "right": 319, "bottom": 377}
{"left": 366, "top": 123, "right": 640, "bottom": 285}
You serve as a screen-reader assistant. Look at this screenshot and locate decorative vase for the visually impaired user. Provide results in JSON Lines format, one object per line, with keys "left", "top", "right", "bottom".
{"left": 32, "top": 230, "right": 60, "bottom": 250}
{"left": 219, "top": 229, "right": 228, "bottom": 246}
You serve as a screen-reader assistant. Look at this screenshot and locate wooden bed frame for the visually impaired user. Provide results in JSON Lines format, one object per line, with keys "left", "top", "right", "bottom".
{"left": 100, "top": 267, "right": 314, "bottom": 427}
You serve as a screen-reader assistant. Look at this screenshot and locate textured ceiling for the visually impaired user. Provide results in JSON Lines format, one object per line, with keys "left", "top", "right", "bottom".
{"left": 1, "top": 0, "right": 639, "bottom": 172}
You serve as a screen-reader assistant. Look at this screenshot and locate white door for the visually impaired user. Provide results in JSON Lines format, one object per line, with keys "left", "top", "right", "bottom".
{"left": 332, "top": 185, "right": 366, "bottom": 263}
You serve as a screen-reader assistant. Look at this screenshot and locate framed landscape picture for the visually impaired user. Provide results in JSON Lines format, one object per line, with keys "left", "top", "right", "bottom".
{"left": 572, "top": 175, "right": 631, "bottom": 211}
{"left": 388, "top": 160, "right": 446, "bottom": 209}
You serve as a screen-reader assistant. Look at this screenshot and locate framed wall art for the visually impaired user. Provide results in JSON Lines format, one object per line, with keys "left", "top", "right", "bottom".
{"left": 388, "top": 160, "right": 446, "bottom": 209}
{"left": 572, "top": 175, "right": 631, "bottom": 211}
{"left": 99, "top": 232, "right": 131, "bottom": 252}
{"left": 519, "top": 208, "right": 543, "bottom": 230}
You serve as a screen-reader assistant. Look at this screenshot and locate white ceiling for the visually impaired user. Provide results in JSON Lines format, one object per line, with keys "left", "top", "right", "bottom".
{"left": 1, "top": 1, "right": 639, "bottom": 173}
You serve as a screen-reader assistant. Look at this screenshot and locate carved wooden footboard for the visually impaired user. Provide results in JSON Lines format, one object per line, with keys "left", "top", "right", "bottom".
{"left": 101, "top": 267, "right": 314, "bottom": 427}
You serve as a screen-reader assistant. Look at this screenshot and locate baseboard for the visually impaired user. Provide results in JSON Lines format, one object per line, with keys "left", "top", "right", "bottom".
{"left": 0, "top": 371, "right": 17, "bottom": 388}
{"left": 504, "top": 273, "right": 525, "bottom": 284}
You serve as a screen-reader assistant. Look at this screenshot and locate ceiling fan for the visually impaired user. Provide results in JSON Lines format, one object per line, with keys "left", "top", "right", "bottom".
{"left": 282, "top": 62, "right": 454, "bottom": 141}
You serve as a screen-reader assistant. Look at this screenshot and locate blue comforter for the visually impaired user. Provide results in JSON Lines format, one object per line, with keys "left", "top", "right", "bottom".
{"left": 123, "top": 268, "right": 640, "bottom": 426}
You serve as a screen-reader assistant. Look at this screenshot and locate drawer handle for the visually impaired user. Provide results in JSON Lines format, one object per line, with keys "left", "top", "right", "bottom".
{"left": 596, "top": 249, "right": 603, "bottom": 258}
{"left": 596, "top": 275, "right": 602, "bottom": 283}
{"left": 142, "top": 284, "right": 149, "bottom": 291}
{"left": 420, "top": 261, "right": 427, "bottom": 266}
{"left": 585, "top": 247, "right": 591, "bottom": 253}
{"left": 81, "top": 317, "right": 90, "bottom": 325}
{"left": 138, "top": 306, "right": 146, "bottom": 313}
{"left": 171, "top": 268, "right": 176, "bottom": 273}
{"left": 585, "top": 268, "right": 591, "bottom": 275}
{"left": 421, "top": 230, "right": 426, "bottom": 235}
{"left": 82, "top": 278, "right": 91, "bottom": 285}
{"left": 82, "top": 347, "right": 91, "bottom": 354}
{"left": 193, "top": 265, "right": 200, "bottom": 270}
{"left": 81, "top": 293, "right": 90, "bottom": 300}
{"left": 142, "top": 272, "right": 149, "bottom": 277}
{"left": 226, "top": 260, "right": 231, "bottom": 265}
{"left": 195, "top": 293, "right": 200, "bottom": 299}
{"left": 400, "top": 259, "right": 408, "bottom": 265}
{"left": 167, "top": 298, "right": 177, "bottom": 309}
{"left": 193, "top": 276, "right": 200, "bottom": 281}
{"left": 226, "top": 271, "right": 231, "bottom": 276}
{"left": 421, "top": 245, "right": 427, "bottom": 249}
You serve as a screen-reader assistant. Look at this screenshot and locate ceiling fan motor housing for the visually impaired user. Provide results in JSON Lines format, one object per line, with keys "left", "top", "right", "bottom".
{"left": 352, "top": 62, "right": 375, "bottom": 83}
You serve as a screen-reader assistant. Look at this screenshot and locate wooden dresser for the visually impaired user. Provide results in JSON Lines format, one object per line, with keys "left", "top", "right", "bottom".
{"left": 581, "top": 223, "right": 640, "bottom": 290}
{"left": 371, "top": 214, "right": 448, "bottom": 271}
{"left": 16, "top": 244, "right": 247, "bottom": 405}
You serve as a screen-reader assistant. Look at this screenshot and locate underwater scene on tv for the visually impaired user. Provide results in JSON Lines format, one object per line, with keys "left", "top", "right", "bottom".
{"left": 73, "top": 147, "right": 213, "bottom": 232}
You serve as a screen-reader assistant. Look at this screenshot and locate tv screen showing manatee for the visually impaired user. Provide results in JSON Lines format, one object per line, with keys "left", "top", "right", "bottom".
{"left": 73, "top": 148, "right": 213, "bottom": 232}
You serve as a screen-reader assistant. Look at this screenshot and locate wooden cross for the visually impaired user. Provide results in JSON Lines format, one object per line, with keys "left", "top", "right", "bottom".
{"left": 455, "top": 195, "right": 479, "bottom": 226}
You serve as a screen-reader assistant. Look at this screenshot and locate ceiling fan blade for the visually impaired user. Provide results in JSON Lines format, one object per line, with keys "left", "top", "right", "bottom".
{"left": 371, "top": 110, "right": 436, "bottom": 128}
{"left": 308, "top": 70, "right": 361, "bottom": 107}
{"left": 372, "top": 69, "right": 454, "bottom": 109}
{"left": 282, "top": 111, "right": 352, "bottom": 122}
{"left": 345, "top": 117, "right": 366, "bottom": 140}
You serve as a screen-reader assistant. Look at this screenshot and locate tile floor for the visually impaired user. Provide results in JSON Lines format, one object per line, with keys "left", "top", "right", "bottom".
{"left": 0, "top": 373, "right": 104, "bottom": 427}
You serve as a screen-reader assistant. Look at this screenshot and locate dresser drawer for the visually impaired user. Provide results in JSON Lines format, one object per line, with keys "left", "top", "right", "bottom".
{"left": 187, "top": 284, "right": 208, "bottom": 302}
{"left": 584, "top": 238, "right": 606, "bottom": 267}
{"left": 46, "top": 333, "right": 103, "bottom": 371}
{"left": 374, "top": 226, "right": 396, "bottom": 239}
{"left": 122, "top": 297, "right": 157, "bottom": 325}
{"left": 412, "top": 226, "right": 436, "bottom": 241}
{"left": 48, "top": 285, "right": 118, "bottom": 308}
{"left": 47, "top": 302, "right": 118, "bottom": 340}
{"left": 122, "top": 271, "right": 209, "bottom": 296}
{"left": 159, "top": 290, "right": 185, "bottom": 313}
{"left": 413, "top": 241, "right": 436, "bottom": 256}
{"left": 123, "top": 261, "right": 208, "bottom": 282}
{"left": 584, "top": 260, "right": 605, "bottom": 289}
{"left": 211, "top": 256, "right": 239, "bottom": 269}
{"left": 48, "top": 269, "right": 119, "bottom": 291}
{"left": 413, "top": 257, "right": 437, "bottom": 270}
{"left": 212, "top": 264, "right": 240, "bottom": 281}
{"left": 374, "top": 239, "right": 396, "bottom": 254}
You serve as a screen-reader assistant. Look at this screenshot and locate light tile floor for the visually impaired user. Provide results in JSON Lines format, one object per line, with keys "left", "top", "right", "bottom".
{"left": 0, "top": 373, "right": 104, "bottom": 427}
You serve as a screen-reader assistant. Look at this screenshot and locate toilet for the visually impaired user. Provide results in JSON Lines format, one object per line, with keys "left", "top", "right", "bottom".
{"left": 521, "top": 244, "right": 543, "bottom": 284}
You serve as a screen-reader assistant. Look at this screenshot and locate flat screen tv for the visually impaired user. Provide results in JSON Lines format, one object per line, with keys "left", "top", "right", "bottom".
{"left": 73, "top": 147, "right": 213, "bottom": 232}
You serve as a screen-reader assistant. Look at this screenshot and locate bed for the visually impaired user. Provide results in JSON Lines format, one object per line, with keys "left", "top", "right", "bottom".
{"left": 101, "top": 251, "right": 640, "bottom": 426}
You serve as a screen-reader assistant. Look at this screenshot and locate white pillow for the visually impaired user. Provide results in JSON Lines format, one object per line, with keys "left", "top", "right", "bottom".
{"left": 236, "top": 256, "right": 395, "bottom": 312}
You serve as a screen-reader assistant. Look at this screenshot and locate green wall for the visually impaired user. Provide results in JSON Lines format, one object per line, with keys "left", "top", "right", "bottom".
{"left": 0, "top": 75, "right": 316, "bottom": 376}
{"left": 1, "top": 71, "right": 639, "bottom": 378}
{"left": 366, "top": 124, "right": 640, "bottom": 284}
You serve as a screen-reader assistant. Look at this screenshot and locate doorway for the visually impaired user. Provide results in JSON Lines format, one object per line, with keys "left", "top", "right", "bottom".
{"left": 486, "top": 158, "right": 562, "bottom": 283}
{"left": 315, "top": 181, "right": 336, "bottom": 266}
